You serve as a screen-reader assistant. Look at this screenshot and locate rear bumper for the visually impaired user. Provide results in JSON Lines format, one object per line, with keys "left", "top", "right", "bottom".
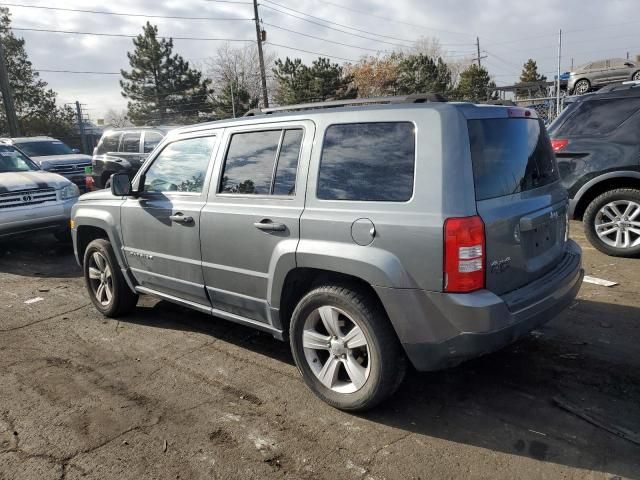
{"left": 377, "top": 240, "right": 583, "bottom": 371}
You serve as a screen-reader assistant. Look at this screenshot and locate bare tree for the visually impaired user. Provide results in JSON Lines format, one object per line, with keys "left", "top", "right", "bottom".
{"left": 103, "top": 108, "right": 132, "bottom": 128}
{"left": 203, "top": 43, "right": 276, "bottom": 108}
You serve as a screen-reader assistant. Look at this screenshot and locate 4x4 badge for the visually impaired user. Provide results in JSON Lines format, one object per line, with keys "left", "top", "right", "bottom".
{"left": 490, "top": 257, "right": 512, "bottom": 274}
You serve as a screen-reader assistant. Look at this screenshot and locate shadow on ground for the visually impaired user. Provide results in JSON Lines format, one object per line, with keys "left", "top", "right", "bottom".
{"left": 119, "top": 298, "right": 640, "bottom": 478}
{"left": 0, "top": 234, "right": 80, "bottom": 278}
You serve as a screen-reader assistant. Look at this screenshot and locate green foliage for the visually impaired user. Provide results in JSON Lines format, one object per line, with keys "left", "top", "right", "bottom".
{"left": 452, "top": 64, "right": 496, "bottom": 101}
{"left": 213, "top": 81, "right": 258, "bottom": 118}
{"left": 516, "top": 58, "right": 547, "bottom": 98}
{"left": 0, "top": 7, "right": 74, "bottom": 137}
{"left": 273, "top": 57, "right": 356, "bottom": 105}
{"left": 121, "top": 22, "right": 214, "bottom": 125}
{"left": 396, "top": 54, "right": 452, "bottom": 95}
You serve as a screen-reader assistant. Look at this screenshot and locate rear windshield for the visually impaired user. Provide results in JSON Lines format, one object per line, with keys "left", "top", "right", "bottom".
{"left": 548, "top": 97, "right": 640, "bottom": 137}
{"left": 468, "top": 118, "right": 559, "bottom": 201}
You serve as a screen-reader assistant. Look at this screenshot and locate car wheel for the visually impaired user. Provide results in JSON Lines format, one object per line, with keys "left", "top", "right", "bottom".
{"left": 584, "top": 188, "right": 640, "bottom": 257}
{"left": 289, "top": 283, "right": 406, "bottom": 411}
{"left": 573, "top": 79, "right": 590, "bottom": 95}
{"left": 83, "top": 238, "right": 138, "bottom": 316}
{"left": 633, "top": 71, "right": 640, "bottom": 81}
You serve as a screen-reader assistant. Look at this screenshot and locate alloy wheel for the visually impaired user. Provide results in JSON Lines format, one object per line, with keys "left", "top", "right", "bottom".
{"left": 595, "top": 200, "right": 640, "bottom": 249}
{"left": 633, "top": 71, "right": 640, "bottom": 81}
{"left": 574, "top": 80, "right": 590, "bottom": 95}
{"left": 302, "top": 305, "right": 371, "bottom": 394}
{"left": 88, "top": 251, "right": 113, "bottom": 306}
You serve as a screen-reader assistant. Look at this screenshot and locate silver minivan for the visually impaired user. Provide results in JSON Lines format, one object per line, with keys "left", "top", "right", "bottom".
{"left": 71, "top": 96, "right": 584, "bottom": 410}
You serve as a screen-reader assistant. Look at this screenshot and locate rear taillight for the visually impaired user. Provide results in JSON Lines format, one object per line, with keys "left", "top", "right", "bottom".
{"left": 551, "top": 139, "right": 569, "bottom": 152}
{"left": 444, "top": 216, "right": 485, "bottom": 293}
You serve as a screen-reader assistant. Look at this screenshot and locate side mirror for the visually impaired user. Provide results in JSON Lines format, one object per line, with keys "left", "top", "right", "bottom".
{"left": 72, "top": 148, "right": 81, "bottom": 154}
{"left": 110, "top": 172, "right": 132, "bottom": 196}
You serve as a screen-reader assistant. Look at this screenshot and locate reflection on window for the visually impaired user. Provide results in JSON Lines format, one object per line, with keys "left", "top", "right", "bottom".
{"left": 121, "top": 133, "right": 141, "bottom": 153}
{"left": 318, "top": 122, "right": 415, "bottom": 201}
{"left": 144, "top": 132, "right": 164, "bottom": 153}
{"left": 273, "top": 129, "right": 302, "bottom": 195}
{"left": 144, "top": 136, "right": 215, "bottom": 193}
{"left": 555, "top": 98, "right": 640, "bottom": 136}
{"left": 220, "top": 129, "right": 303, "bottom": 196}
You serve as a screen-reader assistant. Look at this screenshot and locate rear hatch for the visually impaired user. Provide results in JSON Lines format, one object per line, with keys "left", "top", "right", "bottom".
{"left": 467, "top": 111, "right": 568, "bottom": 295}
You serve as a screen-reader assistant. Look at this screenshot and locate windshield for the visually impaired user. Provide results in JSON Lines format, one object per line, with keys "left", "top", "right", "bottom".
{"left": 17, "top": 140, "right": 73, "bottom": 156}
{"left": 0, "top": 145, "right": 39, "bottom": 172}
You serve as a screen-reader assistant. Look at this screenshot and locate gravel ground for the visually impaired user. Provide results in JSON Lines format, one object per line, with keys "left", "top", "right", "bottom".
{"left": 0, "top": 222, "right": 639, "bottom": 480}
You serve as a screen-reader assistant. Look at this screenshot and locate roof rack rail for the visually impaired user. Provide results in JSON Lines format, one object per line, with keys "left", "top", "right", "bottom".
{"left": 243, "top": 93, "right": 448, "bottom": 116}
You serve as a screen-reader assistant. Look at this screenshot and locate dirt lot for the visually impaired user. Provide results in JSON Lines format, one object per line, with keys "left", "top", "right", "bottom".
{"left": 1, "top": 222, "right": 639, "bottom": 480}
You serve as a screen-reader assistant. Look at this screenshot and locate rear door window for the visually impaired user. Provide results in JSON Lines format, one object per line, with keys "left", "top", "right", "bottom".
{"left": 120, "top": 132, "right": 141, "bottom": 153}
{"left": 97, "top": 132, "right": 121, "bottom": 155}
{"left": 143, "top": 131, "right": 164, "bottom": 153}
{"left": 317, "top": 122, "right": 415, "bottom": 201}
{"left": 220, "top": 129, "right": 303, "bottom": 195}
{"left": 552, "top": 98, "right": 640, "bottom": 136}
{"left": 468, "top": 118, "right": 559, "bottom": 201}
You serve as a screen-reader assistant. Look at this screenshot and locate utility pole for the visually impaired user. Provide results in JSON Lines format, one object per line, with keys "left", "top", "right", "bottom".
{"left": 253, "top": 0, "right": 269, "bottom": 108}
{"left": 75, "top": 101, "right": 87, "bottom": 154}
{"left": 476, "top": 37, "right": 481, "bottom": 67}
{"left": 556, "top": 29, "right": 562, "bottom": 117}
{"left": 230, "top": 80, "right": 236, "bottom": 118}
{"left": 0, "top": 40, "right": 20, "bottom": 137}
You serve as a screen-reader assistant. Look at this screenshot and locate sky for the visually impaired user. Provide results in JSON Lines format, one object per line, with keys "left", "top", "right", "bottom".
{"left": 5, "top": 0, "right": 640, "bottom": 120}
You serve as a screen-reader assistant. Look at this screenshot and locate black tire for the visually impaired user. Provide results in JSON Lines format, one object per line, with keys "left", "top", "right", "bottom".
{"left": 632, "top": 71, "right": 640, "bottom": 82}
{"left": 83, "top": 238, "right": 138, "bottom": 316}
{"left": 573, "top": 78, "right": 590, "bottom": 95}
{"left": 289, "top": 283, "right": 406, "bottom": 411}
{"left": 583, "top": 188, "right": 640, "bottom": 257}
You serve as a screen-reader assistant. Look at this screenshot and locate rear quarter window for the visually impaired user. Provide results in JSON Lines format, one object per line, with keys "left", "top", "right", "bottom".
{"left": 317, "top": 122, "right": 415, "bottom": 201}
{"left": 468, "top": 118, "right": 559, "bottom": 201}
{"left": 552, "top": 98, "right": 640, "bottom": 137}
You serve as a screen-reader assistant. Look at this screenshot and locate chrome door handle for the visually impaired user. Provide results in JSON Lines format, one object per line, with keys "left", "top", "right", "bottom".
{"left": 253, "top": 220, "right": 286, "bottom": 232}
{"left": 169, "top": 213, "right": 194, "bottom": 224}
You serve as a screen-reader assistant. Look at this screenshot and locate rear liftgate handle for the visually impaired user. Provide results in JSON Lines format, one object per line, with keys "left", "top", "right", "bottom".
{"left": 253, "top": 219, "right": 286, "bottom": 232}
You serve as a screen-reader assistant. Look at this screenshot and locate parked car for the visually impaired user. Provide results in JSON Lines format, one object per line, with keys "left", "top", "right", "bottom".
{"left": 90, "top": 127, "right": 171, "bottom": 189}
{"left": 72, "top": 95, "right": 583, "bottom": 410}
{"left": 1, "top": 136, "right": 91, "bottom": 191}
{"left": 0, "top": 143, "right": 79, "bottom": 241}
{"left": 568, "top": 58, "right": 640, "bottom": 95}
{"left": 549, "top": 82, "right": 640, "bottom": 256}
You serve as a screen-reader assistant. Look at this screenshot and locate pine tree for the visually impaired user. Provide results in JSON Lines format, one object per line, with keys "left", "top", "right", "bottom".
{"left": 120, "top": 22, "right": 213, "bottom": 125}
{"left": 273, "top": 57, "right": 356, "bottom": 105}
{"left": 516, "top": 58, "right": 547, "bottom": 98}
{"left": 396, "top": 54, "right": 452, "bottom": 95}
{"left": 452, "top": 64, "right": 496, "bottom": 101}
{"left": 213, "top": 80, "right": 258, "bottom": 118}
{"left": 0, "top": 7, "right": 74, "bottom": 137}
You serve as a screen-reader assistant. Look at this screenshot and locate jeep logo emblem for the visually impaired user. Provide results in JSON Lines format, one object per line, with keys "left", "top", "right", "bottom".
{"left": 22, "top": 194, "right": 32, "bottom": 202}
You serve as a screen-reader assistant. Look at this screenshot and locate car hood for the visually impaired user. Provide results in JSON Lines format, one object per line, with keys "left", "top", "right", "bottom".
{"left": 0, "top": 170, "right": 70, "bottom": 193}
{"left": 31, "top": 154, "right": 92, "bottom": 165}
{"left": 78, "top": 189, "right": 116, "bottom": 201}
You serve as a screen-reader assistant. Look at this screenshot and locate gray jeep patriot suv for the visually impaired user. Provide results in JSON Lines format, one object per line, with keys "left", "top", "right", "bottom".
{"left": 71, "top": 95, "right": 584, "bottom": 411}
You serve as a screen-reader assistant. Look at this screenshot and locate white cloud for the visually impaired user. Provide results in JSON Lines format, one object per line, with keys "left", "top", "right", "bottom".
{"left": 7, "top": 0, "right": 639, "bottom": 119}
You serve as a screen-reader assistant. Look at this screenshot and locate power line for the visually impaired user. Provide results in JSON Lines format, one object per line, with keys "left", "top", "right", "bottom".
{"left": 317, "top": 0, "right": 475, "bottom": 38}
{"left": 0, "top": 3, "right": 252, "bottom": 21}
{"left": 263, "top": 22, "right": 391, "bottom": 53}
{"left": 268, "top": 42, "right": 357, "bottom": 62}
{"left": 260, "top": 3, "right": 413, "bottom": 49}
{"left": 36, "top": 69, "right": 120, "bottom": 75}
{"left": 12, "top": 27, "right": 254, "bottom": 42}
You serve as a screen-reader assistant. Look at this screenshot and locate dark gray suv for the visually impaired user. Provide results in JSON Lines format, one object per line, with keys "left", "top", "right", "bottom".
{"left": 71, "top": 96, "right": 584, "bottom": 410}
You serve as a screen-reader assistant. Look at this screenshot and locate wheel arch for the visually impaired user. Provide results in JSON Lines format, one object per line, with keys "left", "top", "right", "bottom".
{"left": 572, "top": 171, "right": 640, "bottom": 220}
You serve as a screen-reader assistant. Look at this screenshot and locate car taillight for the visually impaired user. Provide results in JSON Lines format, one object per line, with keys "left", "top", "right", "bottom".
{"left": 444, "top": 216, "right": 485, "bottom": 293}
{"left": 551, "top": 139, "right": 569, "bottom": 152}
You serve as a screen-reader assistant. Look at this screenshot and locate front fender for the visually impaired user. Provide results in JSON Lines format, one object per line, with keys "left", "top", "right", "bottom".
{"left": 72, "top": 202, "right": 126, "bottom": 270}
